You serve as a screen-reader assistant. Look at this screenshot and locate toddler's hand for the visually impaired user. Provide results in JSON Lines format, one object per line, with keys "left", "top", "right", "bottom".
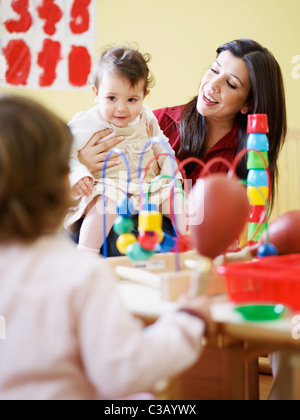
{"left": 179, "top": 296, "right": 216, "bottom": 337}
{"left": 72, "top": 177, "right": 93, "bottom": 197}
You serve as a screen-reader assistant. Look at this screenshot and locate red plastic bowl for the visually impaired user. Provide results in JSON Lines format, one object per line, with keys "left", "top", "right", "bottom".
{"left": 218, "top": 254, "right": 300, "bottom": 310}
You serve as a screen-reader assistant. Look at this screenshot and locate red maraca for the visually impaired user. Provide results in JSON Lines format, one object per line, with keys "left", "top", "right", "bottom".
{"left": 251, "top": 210, "right": 300, "bottom": 255}
{"left": 188, "top": 174, "right": 250, "bottom": 259}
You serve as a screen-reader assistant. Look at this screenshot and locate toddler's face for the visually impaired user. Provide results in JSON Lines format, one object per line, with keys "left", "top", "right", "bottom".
{"left": 93, "top": 72, "right": 147, "bottom": 128}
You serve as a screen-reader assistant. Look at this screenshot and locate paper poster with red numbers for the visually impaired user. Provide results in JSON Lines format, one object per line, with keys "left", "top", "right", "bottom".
{"left": 0, "top": 0, "right": 96, "bottom": 89}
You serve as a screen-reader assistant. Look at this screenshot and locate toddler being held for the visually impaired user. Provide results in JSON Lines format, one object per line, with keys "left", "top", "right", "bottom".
{"left": 65, "top": 46, "right": 185, "bottom": 255}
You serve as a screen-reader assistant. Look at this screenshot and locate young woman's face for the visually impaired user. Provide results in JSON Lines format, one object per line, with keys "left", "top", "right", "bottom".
{"left": 93, "top": 72, "right": 147, "bottom": 128}
{"left": 197, "top": 50, "right": 251, "bottom": 124}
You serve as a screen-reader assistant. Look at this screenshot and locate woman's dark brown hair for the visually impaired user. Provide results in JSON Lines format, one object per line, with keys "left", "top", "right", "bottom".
{"left": 0, "top": 94, "right": 73, "bottom": 242}
{"left": 179, "top": 39, "right": 287, "bottom": 211}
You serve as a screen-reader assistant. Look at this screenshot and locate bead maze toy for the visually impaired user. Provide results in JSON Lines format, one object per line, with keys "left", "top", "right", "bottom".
{"left": 102, "top": 137, "right": 180, "bottom": 262}
{"left": 103, "top": 115, "right": 280, "bottom": 301}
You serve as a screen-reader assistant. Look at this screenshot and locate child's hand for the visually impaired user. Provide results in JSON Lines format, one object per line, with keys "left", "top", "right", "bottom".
{"left": 179, "top": 296, "right": 216, "bottom": 337}
{"left": 72, "top": 177, "right": 93, "bottom": 197}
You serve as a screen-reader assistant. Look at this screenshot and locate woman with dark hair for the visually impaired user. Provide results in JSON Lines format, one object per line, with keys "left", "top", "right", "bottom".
{"left": 154, "top": 39, "right": 287, "bottom": 210}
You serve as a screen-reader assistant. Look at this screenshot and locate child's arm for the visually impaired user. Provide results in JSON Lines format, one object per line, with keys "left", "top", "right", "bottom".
{"left": 77, "top": 261, "right": 209, "bottom": 399}
{"left": 68, "top": 107, "right": 114, "bottom": 188}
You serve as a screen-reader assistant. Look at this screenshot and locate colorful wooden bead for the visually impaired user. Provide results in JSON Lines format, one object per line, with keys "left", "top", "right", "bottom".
{"left": 138, "top": 231, "right": 159, "bottom": 251}
{"left": 247, "top": 169, "right": 268, "bottom": 187}
{"left": 142, "top": 202, "right": 158, "bottom": 212}
{"left": 138, "top": 210, "right": 162, "bottom": 232}
{"left": 247, "top": 186, "right": 269, "bottom": 206}
{"left": 117, "top": 198, "right": 135, "bottom": 217}
{"left": 116, "top": 233, "right": 137, "bottom": 255}
{"left": 156, "top": 229, "right": 164, "bottom": 244}
{"left": 156, "top": 232, "right": 175, "bottom": 253}
{"left": 247, "top": 114, "right": 269, "bottom": 134}
{"left": 247, "top": 133, "right": 269, "bottom": 151}
{"left": 248, "top": 222, "right": 268, "bottom": 242}
{"left": 126, "top": 242, "right": 155, "bottom": 261}
{"left": 248, "top": 205, "right": 266, "bottom": 224}
{"left": 257, "top": 243, "right": 278, "bottom": 258}
{"left": 113, "top": 215, "right": 134, "bottom": 235}
{"left": 174, "top": 234, "right": 194, "bottom": 252}
{"left": 247, "top": 150, "right": 269, "bottom": 170}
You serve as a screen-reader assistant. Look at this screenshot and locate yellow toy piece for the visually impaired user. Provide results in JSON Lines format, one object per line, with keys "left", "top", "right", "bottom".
{"left": 138, "top": 210, "right": 163, "bottom": 233}
{"left": 247, "top": 186, "right": 269, "bottom": 206}
{"left": 156, "top": 229, "right": 164, "bottom": 243}
{"left": 116, "top": 233, "right": 137, "bottom": 255}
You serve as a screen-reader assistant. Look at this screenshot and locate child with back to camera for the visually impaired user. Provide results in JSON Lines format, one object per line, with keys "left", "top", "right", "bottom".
{"left": 0, "top": 94, "right": 214, "bottom": 400}
{"left": 65, "top": 46, "right": 185, "bottom": 255}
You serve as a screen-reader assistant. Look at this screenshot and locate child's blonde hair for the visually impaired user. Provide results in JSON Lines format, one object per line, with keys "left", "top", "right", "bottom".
{"left": 0, "top": 94, "right": 73, "bottom": 243}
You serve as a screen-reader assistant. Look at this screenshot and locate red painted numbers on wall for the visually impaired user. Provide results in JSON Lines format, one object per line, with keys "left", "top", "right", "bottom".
{"left": 1, "top": 0, "right": 95, "bottom": 88}
{"left": 4, "top": 0, "right": 33, "bottom": 33}
{"left": 37, "top": 0, "right": 63, "bottom": 36}
{"left": 70, "top": 0, "right": 91, "bottom": 34}
{"left": 3, "top": 39, "right": 31, "bottom": 85}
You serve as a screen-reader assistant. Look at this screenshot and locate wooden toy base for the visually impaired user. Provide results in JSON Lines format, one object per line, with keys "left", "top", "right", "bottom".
{"left": 107, "top": 250, "right": 226, "bottom": 301}
{"left": 160, "top": 270, "right": 194, "bottom": 301}
{"left": 107, "top": 250, "right": 198, "bottom": 273}
{"left": 107, "top": 251, "right": 198, "bottom": 301}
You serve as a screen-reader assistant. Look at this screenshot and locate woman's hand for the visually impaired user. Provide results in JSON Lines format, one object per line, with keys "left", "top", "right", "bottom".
{"left": 78, "top": 128, "right": 124, "bottom": 174}
{"left": 72, "top": 176, "right": 93, "bottom": 197}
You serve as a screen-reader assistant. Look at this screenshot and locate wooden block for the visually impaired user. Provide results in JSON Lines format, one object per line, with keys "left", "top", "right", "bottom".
{"left": 160, "top": 270, "right": 193, "bottom": 301}
{"left": 106, "top": 250, "right": 198, "bottom": 274}
{"left": 160, "top": 269, "right": 227, "bottom": 301}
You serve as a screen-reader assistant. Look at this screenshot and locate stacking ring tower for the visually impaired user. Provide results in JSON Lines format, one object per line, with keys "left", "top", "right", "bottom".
{"left": 246, "top": 114, "right": 270, "bottom": 246}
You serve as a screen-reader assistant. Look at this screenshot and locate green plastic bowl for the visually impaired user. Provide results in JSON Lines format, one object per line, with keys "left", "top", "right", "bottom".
{"left": 234, "top": 304, "right": 287, "bottom": 322}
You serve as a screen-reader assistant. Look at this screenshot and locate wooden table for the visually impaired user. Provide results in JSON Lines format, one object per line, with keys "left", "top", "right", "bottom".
{"left": 115, "top": 277, "right": 300, "bottom": 400}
